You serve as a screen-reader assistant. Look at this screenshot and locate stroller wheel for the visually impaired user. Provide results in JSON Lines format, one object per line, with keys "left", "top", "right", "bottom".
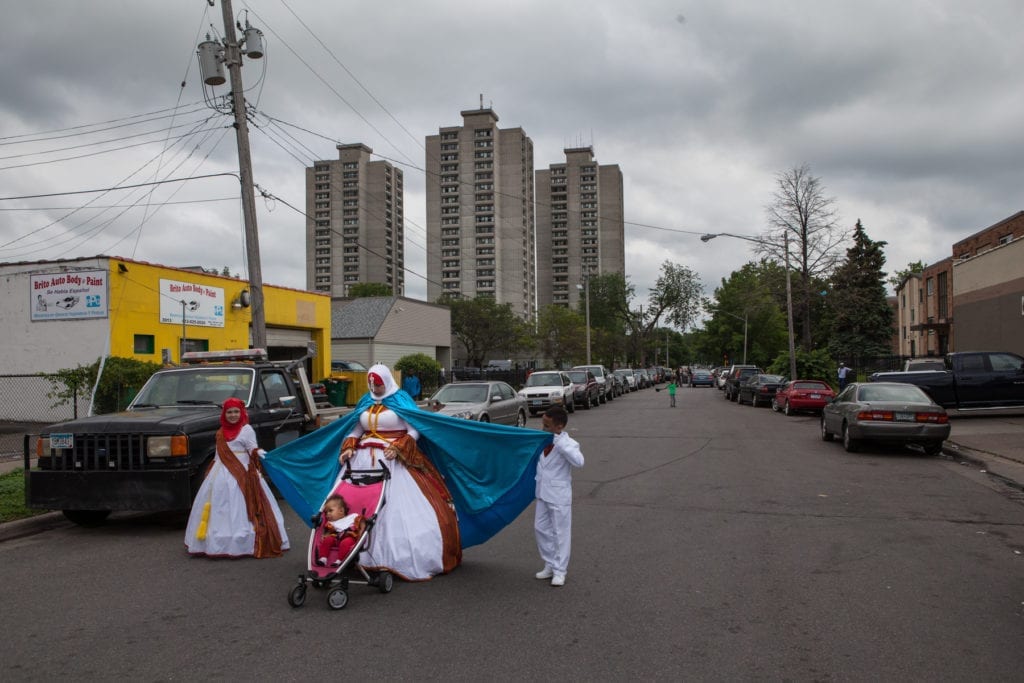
{"left": 288, "top": 584, "right": 307, "bottom": 608}
{"left": 327, "top": 588, "right": 349, "bottom": 610}
{"left": 377, "top": 571, "right": 394, "bottom": 593}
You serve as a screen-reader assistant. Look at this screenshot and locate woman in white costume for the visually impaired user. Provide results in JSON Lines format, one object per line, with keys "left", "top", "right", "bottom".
{"left": 185, "top": 398, "right": 289, "bottom": 558}
{"left": 339, "top": 365, "right": 460, "bottom": 580}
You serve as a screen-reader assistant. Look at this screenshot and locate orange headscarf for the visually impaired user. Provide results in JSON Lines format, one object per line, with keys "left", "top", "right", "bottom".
{"left": 220, "top": 397, "right": 249, "bottom": 442}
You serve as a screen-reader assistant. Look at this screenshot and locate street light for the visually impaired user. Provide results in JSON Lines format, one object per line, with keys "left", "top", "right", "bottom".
{"left": 576, "top": 276, "right": 592, "bottom": 364}
{"left": 708, "top": 307, "right": 748, "bottom": 364}
{"left": 701, "top": 232, "right": 797, "bottom": 379}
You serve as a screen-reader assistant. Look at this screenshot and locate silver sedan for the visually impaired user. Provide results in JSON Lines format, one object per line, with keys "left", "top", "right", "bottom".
{"left": 426, "top": 381, "right": 528, "bottom": 427}
{"left": 820, "top": 382, "right": 951, "bottom": 455}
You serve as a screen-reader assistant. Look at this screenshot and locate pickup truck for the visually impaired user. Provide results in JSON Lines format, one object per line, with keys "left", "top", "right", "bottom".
{"left": 869, "top": 351, "right": 1024, "bottom": 410}
{"left": 24, "top": 347, "right": 347, "bottom": 526}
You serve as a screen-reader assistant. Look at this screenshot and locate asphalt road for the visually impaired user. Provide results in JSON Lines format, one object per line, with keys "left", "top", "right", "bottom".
{"left": 2, "top": 386, "right": 1023, "bottom": 680}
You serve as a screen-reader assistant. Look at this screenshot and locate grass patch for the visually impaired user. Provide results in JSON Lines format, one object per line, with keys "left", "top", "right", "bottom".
{"left": 0, "top": 468, "right": 50, "bottom": 523}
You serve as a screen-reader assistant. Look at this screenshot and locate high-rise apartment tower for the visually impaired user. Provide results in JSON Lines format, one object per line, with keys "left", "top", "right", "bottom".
{"left": 305, "top": 143, "right": 404, "bottom": 297}
{"left": 425, "top": 107, "right": 535, "bottom": 320}
{"left": 536, "top": 146, "right": 624, "bottom": 309}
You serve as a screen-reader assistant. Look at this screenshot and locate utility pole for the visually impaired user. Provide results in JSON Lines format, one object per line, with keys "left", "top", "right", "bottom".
{"left": 200, "top": 0, "right": 267, "bottom": 349}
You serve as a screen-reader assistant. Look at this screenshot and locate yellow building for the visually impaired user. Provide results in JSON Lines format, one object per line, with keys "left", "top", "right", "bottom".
{"left": 0, "top": 256, "right": 332, "bottom": 381}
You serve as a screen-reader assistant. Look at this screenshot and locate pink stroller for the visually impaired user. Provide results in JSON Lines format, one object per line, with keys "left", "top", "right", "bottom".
{"left": 287, "top": 464, "right": 393, "bottom": 610}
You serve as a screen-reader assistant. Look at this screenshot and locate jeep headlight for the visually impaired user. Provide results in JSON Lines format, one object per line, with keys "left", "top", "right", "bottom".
{"left": 147, "top": 435, "right": 189, "bottom": 457}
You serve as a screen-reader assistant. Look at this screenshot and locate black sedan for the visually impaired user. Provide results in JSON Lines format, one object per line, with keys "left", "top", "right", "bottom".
{"left": 688, "top": 369, "right": 715, "bottom": 387}
{"left": 565, "top": 369, "right": 602, "bottom": 409}
{"left": 820, "top": 382, "right": 950, "bottom": 455}
{"left": 736, "top": 374, "right": 787, "bottom": 407}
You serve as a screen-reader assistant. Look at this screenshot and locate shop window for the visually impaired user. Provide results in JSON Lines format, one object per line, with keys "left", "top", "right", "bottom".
{"left": 133, "top": 334, "right": 155, "bottom": 354}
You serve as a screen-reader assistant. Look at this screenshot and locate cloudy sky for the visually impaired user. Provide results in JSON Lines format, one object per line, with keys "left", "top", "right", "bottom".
{"left": 2, "top": 1, "right": 1022, "bottom": 315}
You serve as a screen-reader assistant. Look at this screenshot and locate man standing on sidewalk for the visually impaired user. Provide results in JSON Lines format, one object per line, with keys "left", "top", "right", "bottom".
{"left": 837, "top": 362, "right": 851, "bottom": 391}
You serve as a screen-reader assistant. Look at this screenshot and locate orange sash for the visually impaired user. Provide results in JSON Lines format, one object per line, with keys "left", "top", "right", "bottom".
{"left": 216, "top": 431, "right": 283, "bottom": 559}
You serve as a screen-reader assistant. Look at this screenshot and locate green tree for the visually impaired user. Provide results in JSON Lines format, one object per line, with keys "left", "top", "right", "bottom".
{"left": 826, "top": 220, "right": 895, "bottom": 362}
{"left": 443, "top": 295, "right": 528, "bottom": 367}
{"left": 698, "top": 261, "right": 787, "bottom": 368}
{"left": 605, "top": 262, "right": 703, "bottom": 366}
{"left": 536, "top": 304, "right": 586, "bottom": 367}
{"left": 43, "top": 356, "right": 163, "bottom": 416}
{"left": 887, "top": 259, "right": 926, "bottom": 292}
{"left": 348, "top": 282, "right": 394, "bottom": 297}
{"left": 395, "top": 353, "right": 441, "bottom": 395}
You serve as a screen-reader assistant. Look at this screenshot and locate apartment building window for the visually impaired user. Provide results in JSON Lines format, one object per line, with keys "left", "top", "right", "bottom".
{"left": 551, "top": 167, "right": 566, "bottom": 175}
{"left": 474, "top": 151, "right": 493, "bottom": 159}
{"left": 440, "top": 143, "right": 458, "bottom": 151}
{"left": 443, "top": 260, "right": 459, "bottom": 268}
{"left": 442, "top": 196, "right": 459, "bottom": 204}
{"left": 441, "top": 131, "right": 458, "bottom": 140}
{"left": 477, "top": 247, "right": 494, "bottom": 255}
{"left": 442, "top": 238, "right": 459, "bottom": 246}
{"left": 477, "top": 280, "right": 494, "bottom": 289}
{"left": 440, "top": 153, "right": 458, "bottom": 161}
{"left": 475, "top": 204, "right": 493, "bottom": 213}
{"left": 474, "top": 140, "right": 493, "bottom": 148}
{"left": 999, "top": 234, "right": 1013, "bottom": 245}
{"left": 475, "top": 172, "right": 493, "bottom": 181}
{"left": 474, "top": 128, "right": 492, "bottom": 138}
{"left": 443, "top": 270, "right": 460, "bottom": 279}
{"left": 476, "top": 237, "right": 494, "bottom": 245}
{"left": 926, "top": 278, "right": 934, "bottom": 296}
{"left": 475, "top": 215, "right": 494, "bottom": 224}
{"left": 442, "top": 217, "right": 460, "bottom": 225}
{"left": 342, "top": 162, "right": 358, "bottom": 169}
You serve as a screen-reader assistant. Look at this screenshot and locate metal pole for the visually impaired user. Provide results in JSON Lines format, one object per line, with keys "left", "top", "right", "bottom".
{"left": 784, "top": 232, "right": 797, "bottom": 379}
{"left": 219, "top": 0, "right": 267, "bottom": 350}
{"left": 742, "top": 316, "right": 748, "bottom": 365}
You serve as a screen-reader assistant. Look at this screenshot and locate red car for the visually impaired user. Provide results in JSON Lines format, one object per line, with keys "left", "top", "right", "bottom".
{"left": 772, "top": 380, "right": 835, "bottom": 416}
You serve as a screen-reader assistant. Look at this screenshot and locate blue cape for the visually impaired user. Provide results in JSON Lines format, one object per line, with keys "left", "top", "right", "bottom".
{"left": 262, "top": 390, "right": 551, "bottom": 548}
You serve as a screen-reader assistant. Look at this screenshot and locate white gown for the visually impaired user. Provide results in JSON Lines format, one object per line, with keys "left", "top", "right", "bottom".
{"left": 184, "top": 424, "right": 290, "bottom": 557}
{"left": 345, "top": 407, "right": 444, "bottom": 580}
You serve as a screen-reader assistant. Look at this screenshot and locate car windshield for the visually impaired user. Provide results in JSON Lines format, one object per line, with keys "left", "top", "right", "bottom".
{"left": 432, "top": 384, "right": 488, "bottom": 403}
{"left": 566, "top": 372, "right": 588, "bottom": 383}
{"left": 793, "top": 381, "right": 828, "bottom": 390}
{"left": 857, "top": 384, "right": 929, "bottom": 403}
{"left": 525, "top": 373, "right": 561, "bottom": 387}
{"left": 133, "top": 368, "right": 254, "bottom": 406}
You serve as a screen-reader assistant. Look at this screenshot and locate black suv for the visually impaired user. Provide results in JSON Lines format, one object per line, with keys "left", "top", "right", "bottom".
{"left": 723, "top": 364, "right": 761, "bottom": 402}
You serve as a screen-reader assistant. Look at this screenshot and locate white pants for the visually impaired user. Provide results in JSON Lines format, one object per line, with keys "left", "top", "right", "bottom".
{"left": 534, "top": 499, "right": 572, "bottom": 575}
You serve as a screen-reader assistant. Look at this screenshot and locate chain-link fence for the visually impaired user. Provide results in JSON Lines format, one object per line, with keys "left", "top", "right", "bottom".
{"left": 0, "top": 374, "right": 88, "bottom": 459}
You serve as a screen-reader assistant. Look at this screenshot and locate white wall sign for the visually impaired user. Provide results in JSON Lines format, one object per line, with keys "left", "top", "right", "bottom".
{"left": 159, "top": 278, "right": 225, "bottom": 328}
{"left": 30, "top": 270, "right": 108, "bottom": 321}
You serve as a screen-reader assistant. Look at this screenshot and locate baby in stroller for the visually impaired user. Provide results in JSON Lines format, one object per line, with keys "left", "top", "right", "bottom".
{"left": 317, "top": 494, "right": 365, "bottom": 567}
{"left": 288, "top": 465, "right": 393, "bottom": 610}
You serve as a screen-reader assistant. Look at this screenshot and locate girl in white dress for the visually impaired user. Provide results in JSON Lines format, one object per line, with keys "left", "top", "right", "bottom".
{"left": 185, "top": 398, "right": 289, "bottom": 558}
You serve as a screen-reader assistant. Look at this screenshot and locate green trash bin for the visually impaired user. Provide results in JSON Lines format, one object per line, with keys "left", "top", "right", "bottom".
{"left": 324, "top": 378, "right": 350, "bottom": 407}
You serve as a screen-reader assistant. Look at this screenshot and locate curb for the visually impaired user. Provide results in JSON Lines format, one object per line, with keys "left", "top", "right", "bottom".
{"left": 943, "top": 442, "right": 1024, "bottom": 492}
{"left": 0, "top": 511, "right": 69, "bottom": 543}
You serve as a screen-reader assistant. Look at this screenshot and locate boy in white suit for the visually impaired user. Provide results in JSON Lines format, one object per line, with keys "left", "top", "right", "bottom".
{"left": 534, "top": 405, "right": 585, "bottom": 587}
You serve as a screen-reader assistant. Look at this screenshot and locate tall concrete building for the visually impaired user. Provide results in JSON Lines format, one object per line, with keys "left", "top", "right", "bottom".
{"left": 536, "top": 146, "right": 624, "bottom": 309}
{"left": 425, "top": 107, "right": 535, "bottom": 320}
{"left": 305, "top": 143, "right": 404, "bottom": 297}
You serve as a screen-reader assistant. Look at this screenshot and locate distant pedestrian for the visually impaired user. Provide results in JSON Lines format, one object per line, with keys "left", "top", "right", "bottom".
{"left": 838, "top": 362, "right": 851, "bottom": 391}
{"left": 534, "top": 405, "right": 584, "bottom": 587}
{"left": 402, "top": 373, "right": 421, "bottom": 400}
{"left": 667, "top": 379, "right": 677, "bottom": 407}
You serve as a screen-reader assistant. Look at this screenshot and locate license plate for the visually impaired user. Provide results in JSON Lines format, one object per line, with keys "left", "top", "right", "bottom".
{"left": 531, "top": 400, "right": 543, "bottom": 406}
{"left": 50, "top": 433, "right": 74, "bottom": 449}
{"left": 810, "top": 393, "right": 821, "bottom": 399}
{"left": 895, "top": 412, "right": 915, "bottom": 422}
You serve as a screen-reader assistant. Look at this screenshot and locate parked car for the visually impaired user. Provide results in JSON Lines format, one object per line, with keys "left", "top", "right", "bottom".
{"left": 723, "top": 365, "right": 761, "bottom": 402}
{"left": 330, "top": 359, "right": 367, "bottom": 373}
{"left": 519, "top": 370, "right": 575, "bottom": 415}
{"left": 572, "top": 364, "right": 614, "bottom": 403}
{"left": 565, "top": 369, "right": 602, "bottom": 409}
{"left": 635, "top": 368, "right": 652, "bottom": 389}
{"left": 737, "top": 374, "right": 787, "bottom": 407}
{"left": 614, "top": 368, "right": 637, "bottom": 392}
{"left": 427, "top": 381, "right": 527, "bottom": 426}
{"left": 820, "top": 382, "right": 951, "bottom": 455}
{"left": 772, "top": 380, "right": 836, "bottom": 415}
{"left": 715, "top": 368, "right": 730, "bottom": 390}
{"left": 869, "top": 351, "right": 1024, "bottom": 409}
{"left": 688, "top": 369, "right": 715, "bottom": 388}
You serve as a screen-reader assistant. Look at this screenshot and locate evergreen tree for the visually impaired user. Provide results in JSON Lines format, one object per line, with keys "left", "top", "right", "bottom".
{"left": 826, "top": 220, "right": 894, "bottom": 362}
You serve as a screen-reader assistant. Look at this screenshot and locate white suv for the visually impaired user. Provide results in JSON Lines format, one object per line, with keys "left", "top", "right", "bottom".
{"left": 573, "top": 364, "right": 613, "bottom": 403}
{"left": 518, "top": 371, "right": 575, "bottom": 416}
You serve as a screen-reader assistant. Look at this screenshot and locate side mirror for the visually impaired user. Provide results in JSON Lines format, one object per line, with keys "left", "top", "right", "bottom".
{"left": 279, "top": 395, "right": 296, "bottom": 408}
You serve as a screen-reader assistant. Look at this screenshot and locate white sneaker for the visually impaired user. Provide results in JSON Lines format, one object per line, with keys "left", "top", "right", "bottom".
{"left": 317, "top": 557, "right": 328, "bottom": 566}
{"left": 551, "top": 574, "right": 566, "bottom": 587}
{"left": 535, "top": 567, "right": 553, "bottom": 580}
